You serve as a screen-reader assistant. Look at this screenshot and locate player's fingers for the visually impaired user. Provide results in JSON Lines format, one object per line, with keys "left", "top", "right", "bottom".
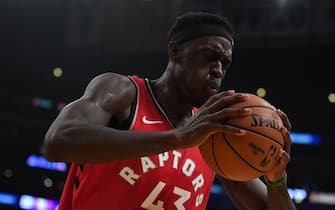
{"left": 220, "top": 89, "right": 236, "bottom": 97}
{"left": 281, "top": 127, "right": 292, "bottom": 154}
{"left": 209, "top": 107, "right": 251, "bottom": 121}
{"left": 279, "top": 149, "right": 291, "bottom": 166}
{"left": 204, "top": 90, "right": 235, "bottom": 107}
{"left": 277, "top": 109, "right": 292, "bottom": 132}
{"left": 218, "top": 124, "right": 246, "bottom": 136}
{"left": 265, "top": 149, "right": 289, "bottom": 180}
{"left": 207, "top": 93, "right": 249, "bottom": 113}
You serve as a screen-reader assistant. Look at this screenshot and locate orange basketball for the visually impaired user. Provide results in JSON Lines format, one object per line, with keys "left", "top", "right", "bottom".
{"left": 199, "top": 93, "right": 285, "bottom": 181}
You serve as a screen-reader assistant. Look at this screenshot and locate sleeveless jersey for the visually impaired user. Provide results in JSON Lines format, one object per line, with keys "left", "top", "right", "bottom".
{"left": 58, "top": 76, "right": 215, "bottom": 210}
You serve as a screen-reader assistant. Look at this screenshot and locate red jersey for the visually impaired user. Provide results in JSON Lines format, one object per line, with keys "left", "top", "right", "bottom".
{"left": 58, "top": 76, "right": 215, "bottom": 210}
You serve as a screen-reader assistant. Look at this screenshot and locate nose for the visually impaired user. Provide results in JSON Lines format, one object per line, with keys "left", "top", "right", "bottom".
{"left": 209, "top": 61, "right": 224, "bottom": 78}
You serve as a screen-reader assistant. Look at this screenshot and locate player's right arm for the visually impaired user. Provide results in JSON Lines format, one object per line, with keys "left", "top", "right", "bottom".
{"left": 43, "top": 73, "right": 180, "bottom": 163}
{"left": 43, "top": 73, "right": 250, "bottom": 163}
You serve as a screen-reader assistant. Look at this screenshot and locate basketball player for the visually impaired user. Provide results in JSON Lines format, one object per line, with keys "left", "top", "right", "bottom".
{"left": 43, "top": 12, "right": 296, "bottom": 210}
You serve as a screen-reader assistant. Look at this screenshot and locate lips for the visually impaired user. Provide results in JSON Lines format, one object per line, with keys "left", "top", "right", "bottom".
{"left": 207, "top": 79, "right": 221, "bottom": 90}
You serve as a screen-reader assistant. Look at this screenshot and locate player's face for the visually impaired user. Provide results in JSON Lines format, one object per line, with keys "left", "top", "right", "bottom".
{"left": 176, "top": 36, "right": 233, "bottom": 107}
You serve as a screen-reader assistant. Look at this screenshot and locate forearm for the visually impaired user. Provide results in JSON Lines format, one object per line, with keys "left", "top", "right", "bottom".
{"left": 218, "top": 176, "right": 267, "bottom": 210}
{"left": 267, "top": 184, "right": 296, "bottom": 210}
{"left": 44, "top": 123, "right": 180, "bottom": 163}
{"left": 219, "top": 176, "right": 296, "bottom": 210}
{"left": 264, "top": 166, "right": 296, "bottom": 210}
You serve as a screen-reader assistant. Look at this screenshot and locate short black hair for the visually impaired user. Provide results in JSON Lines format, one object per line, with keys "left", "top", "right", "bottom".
{"left": 168, "top": 12, "right": 234, "bottom": 44}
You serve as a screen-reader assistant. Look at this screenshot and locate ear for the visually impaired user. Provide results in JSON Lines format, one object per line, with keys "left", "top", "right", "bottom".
{"left": 168, "top": 41, "right": 181, "bottom": 62}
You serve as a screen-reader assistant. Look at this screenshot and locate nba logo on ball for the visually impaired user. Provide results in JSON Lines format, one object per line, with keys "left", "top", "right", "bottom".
{"left": 199, "top": 94, "right": 285, "bottom": 181}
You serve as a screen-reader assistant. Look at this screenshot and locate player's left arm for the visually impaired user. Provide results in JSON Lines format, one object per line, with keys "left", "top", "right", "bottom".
{"left": 218, "top": 109, "right": 296, "bottom": 210}
{"left": 264, "top": 109, "right": 296, "bottom": 210}
{"left": 218, "top": 176, "right": 267, "bottom": 210}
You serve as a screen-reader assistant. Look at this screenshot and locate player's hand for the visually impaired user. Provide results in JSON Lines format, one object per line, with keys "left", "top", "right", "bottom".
{"left": 264, "top": 109, "right": 292, "bottom": 182}
{"left": 175, "top": 90, "right": 251, "bottom": 148}
{"left": 277, "top": 109, "right": 292, "bottom": 132}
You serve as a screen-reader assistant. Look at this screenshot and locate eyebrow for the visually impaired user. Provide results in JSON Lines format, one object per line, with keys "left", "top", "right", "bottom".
{"left": 197, "top": 46, "right": 232, "bottom": 58}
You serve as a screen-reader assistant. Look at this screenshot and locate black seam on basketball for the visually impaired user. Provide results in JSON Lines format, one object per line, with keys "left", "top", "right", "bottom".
{"left": 211, "top": 135, "right": 231, "bottom": 178}
{"left": 222, "top": 133, "right": 265, "bottom": 174}
{"left": 225, "top": 123, "right": 283, "bottom": 147}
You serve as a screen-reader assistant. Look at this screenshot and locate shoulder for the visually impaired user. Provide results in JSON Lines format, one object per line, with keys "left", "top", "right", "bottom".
{"left": 86, "top": 72, "right": 133, "bottom": 91}
{"left": 83, "top": 72, "right": 137, "bottom": 112}
{"left": 84, "top": 72, "right": 135, "bottom": 97}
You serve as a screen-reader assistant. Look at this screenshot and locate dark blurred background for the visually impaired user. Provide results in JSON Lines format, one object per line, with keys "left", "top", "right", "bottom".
{"left": 0, "top": 0, "right": 334, "bottom": 209}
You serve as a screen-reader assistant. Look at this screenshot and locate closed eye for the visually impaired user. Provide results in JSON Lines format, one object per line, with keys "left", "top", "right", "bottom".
{"left": 201, "top": 50, "right": 232, "bottom": 69}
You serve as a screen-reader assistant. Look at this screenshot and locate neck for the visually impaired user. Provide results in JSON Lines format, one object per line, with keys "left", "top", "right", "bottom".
{"left": 150, "top": 63, "right": 193, "bottom": 127}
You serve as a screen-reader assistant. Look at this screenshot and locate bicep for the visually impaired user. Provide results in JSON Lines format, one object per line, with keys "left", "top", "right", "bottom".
{"left": 57, "top": 98, "right": 112, "bottom": 126}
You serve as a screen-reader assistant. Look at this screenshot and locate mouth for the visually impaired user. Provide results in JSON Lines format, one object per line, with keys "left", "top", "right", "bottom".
{"left": 207, "top": 79, "right": 221, "bottom": 90}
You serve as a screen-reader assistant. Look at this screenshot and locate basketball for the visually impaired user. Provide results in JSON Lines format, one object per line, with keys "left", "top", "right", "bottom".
{"left": 199, "top": 93, "right": 285, "bottom": 181}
